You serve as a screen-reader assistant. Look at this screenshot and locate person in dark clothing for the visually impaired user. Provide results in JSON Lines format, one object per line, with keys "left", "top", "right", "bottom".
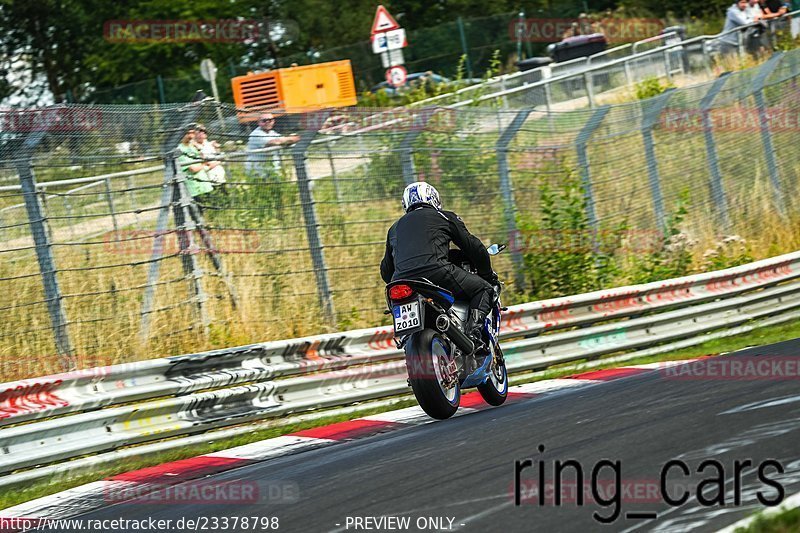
{"left": 380, "top": 182, "right": 498, "bottom": 348}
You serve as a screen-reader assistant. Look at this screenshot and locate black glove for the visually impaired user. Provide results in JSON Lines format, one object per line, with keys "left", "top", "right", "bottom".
{"left": 483, "top": 271, "right": 501, "bottom": 293}
{"left": 483, "top": 270, "right": 499, "bottom": 284}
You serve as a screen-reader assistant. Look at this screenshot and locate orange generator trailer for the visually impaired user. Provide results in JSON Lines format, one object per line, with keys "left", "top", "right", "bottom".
{"left": 232, "top": 60, "right": 357, "bottom": 121}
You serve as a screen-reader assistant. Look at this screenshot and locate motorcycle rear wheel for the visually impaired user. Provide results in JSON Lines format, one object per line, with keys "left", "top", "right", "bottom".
{"left": 405, "top": 329, "right": 460, "bottom": 420}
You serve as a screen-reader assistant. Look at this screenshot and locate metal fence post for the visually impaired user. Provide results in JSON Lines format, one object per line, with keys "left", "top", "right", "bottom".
{"left": 174, "top": 173, "right": 209, "bottom": 334}
{"left": 156, "top": 75, "right": 166, "bottom": 105}
{"left": 139, "top": 156, "right": 178, "bottom": 341}
{"left": 640, "top": 89, "right": 675, "bottom": 233}
{"left": 575, "top": 106, "right": 611, "bottom": 251}
{"left": 37, "top": 189, "right": 53, "bottom": 242}
{"left": 139, "top": 102, "right": 204, "bottom": 339}
{"left": 738, "top": 31, "right": 745, "bottom": 61}
{"left": 62, "top": 195, "right": 77, "bottom": 239}
{"left": 663, "top": 49, "right": 672, "bottom": 81}
{"left": 752, "top": 52, "right": 785, "bottom": 216}
{"left": 495, "top": 109, "right": 530, "bottom": 292}
{"left": 584, "top": 72, "right": 595, "bottom": 108}
{"left": 126, "top": 174, "right": 136, "bottom": 210}
{"left": 293, "top": 132, "right": 336, "bottom": 325}
{"left": 325, "top": 142, "right": 343, "bottom": 202}
{"left": 700, "top": 73, "right": 732, "bottom": 229}
{"left": 400, "top": 116, "right": 431, "bottom": 185}
{"left": 702, "top": 39, "right": 714, "bottom": 78}
{"left": 456, "top": 16, "right": 474, "bottom": 80}
{"left": 544, "top": 82, "right": 555, "bottom": 133}
{"left": 15, "top": 140, "right": 75, "bottom": 369}
{"left": 103, "top": 177, "right": 120, "bottom": 238}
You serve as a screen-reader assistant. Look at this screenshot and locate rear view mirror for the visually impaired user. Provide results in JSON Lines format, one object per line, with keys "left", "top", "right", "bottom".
{"left": 487, "top": 244, "right": 507, "bottom": 256}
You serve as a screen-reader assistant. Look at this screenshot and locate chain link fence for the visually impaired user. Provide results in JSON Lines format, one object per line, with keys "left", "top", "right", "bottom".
{"left": 2, "top": 47, "right": 800, "bottom": 378}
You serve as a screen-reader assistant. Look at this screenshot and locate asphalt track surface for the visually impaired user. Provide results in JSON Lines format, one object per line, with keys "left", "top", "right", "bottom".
{"left": 78, "top": 339, "right": 800, "bottom": 532}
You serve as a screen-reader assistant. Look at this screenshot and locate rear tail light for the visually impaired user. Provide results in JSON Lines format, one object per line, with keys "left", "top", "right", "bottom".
{"left": 389, "top": 284, "right": 414, "bottom": 300}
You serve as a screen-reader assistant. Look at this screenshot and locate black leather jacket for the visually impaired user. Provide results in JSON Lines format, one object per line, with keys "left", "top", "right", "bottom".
{"left": 380, "top": 204, "right": 492, "bottom": 283}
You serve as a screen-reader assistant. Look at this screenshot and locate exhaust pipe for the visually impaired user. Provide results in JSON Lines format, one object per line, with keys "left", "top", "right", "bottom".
{"left": 437, "top": 314, "right": 474, "bottom": 354}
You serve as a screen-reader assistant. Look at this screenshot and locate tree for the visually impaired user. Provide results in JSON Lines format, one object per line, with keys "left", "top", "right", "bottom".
{"left": 0, "top": 0, "right": 280, "bottom": 103}
{"left": 0, "top": 0, "right": 120, "bottom": 102}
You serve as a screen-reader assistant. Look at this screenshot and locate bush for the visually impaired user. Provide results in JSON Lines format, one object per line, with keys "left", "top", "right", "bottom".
{"left": 628, "top": 195, "right": 696, "bottom": 283}
{"left": 700, "top": 235, "right": 753, "bottom": 271}
{"left": 517, "top": 168, "right": 622, "bottom": 299}
{"left": 635, "top": 77, "right": 674, "bottom": 100}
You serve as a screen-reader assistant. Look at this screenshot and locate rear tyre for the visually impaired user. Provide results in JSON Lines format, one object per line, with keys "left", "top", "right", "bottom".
{"left": 405, "top": 329, "right": 460, "bottom": 420}
{"left": 477, "top": 342, "right": 508, "bottom": 406}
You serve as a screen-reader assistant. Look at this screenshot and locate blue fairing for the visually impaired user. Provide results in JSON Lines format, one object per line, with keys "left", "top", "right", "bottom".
{"left": 461, "top": 353, "right": 493, "bottom": 388}
{"left": 438, "top": 291, "right": 455, "bottom": 304}
{"left": 460, "top": 312, "right": 499, "bottom": 388}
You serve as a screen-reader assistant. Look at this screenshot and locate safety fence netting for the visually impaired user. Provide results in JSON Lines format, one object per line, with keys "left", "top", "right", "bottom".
{"left": 1, "top": 48, "right": 800, "bottom": 378}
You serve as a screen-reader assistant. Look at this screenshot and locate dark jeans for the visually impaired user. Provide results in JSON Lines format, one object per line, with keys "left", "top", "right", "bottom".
{"left": 399, "top": 264, "right": 494, "bottom": 316}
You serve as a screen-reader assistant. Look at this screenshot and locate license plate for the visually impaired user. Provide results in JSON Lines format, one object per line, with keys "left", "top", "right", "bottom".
{"left": 392, "top": 300, "right": 422, "bottom": 334}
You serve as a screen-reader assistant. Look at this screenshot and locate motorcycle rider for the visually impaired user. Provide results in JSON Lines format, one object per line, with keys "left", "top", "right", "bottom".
{"left": 380, "top": 182, "right": 498, "bottom": 349}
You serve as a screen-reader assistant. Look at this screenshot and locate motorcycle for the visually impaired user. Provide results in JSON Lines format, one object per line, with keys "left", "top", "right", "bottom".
{"left": 385, "top": 244, "right": 508, "bottom": 420}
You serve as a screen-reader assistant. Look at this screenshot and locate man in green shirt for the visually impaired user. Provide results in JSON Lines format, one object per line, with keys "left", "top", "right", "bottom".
{"left": 176, "top": 125, "right": 214, "bottom": 198}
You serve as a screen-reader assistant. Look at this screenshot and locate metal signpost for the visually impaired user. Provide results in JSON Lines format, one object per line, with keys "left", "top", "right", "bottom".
{"left": 371, "top": 5, "right": 408, "bottom": 86}
{"left": 200, "top": 58, "right": 226, "bottom": 131}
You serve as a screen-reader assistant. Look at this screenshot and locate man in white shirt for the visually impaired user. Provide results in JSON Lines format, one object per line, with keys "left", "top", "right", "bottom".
{"left": 746, "top": 0, "right": 764, "bottom": 20}
{"left": 245, "top": 114, "right": 300, "bottom": 179}
{"left": 194, "top": 124, "right": 226, "bottom": 185}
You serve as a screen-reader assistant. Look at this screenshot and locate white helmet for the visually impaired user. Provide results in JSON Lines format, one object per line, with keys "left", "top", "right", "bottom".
{"left": 402, "top": 182, "right": 441, "bottom": 212}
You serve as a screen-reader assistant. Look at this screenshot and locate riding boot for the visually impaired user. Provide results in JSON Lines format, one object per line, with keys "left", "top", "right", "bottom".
{"left": 467, "top": 309, "right": 487, "bottom": 349}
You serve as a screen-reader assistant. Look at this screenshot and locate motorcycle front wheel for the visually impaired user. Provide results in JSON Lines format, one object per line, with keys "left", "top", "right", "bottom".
{"left": 405, "top": 329, "right": 460, "bottom": 420}
{"left": 477, "top": 341, "right": 508, "bottom": 406}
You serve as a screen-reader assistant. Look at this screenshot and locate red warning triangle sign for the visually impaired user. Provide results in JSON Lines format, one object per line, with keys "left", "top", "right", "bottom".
{"left": 371, "top": 5, "right": 400, "bottom": 34}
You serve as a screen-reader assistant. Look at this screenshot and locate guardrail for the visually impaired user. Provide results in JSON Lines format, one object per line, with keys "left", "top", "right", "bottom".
{"left": 1, "top": 250, "right": 798, "bottom": 482}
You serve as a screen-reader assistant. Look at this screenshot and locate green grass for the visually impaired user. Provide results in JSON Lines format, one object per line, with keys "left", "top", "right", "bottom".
{"left": 736, "top": 506, "right": 800, "bottom": 532}
{"left": 3, "top": 316, "right": 800, "bottom": 511}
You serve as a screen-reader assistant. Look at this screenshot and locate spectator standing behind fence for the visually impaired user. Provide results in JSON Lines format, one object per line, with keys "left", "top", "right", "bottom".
{"left": 746, "top": 0, "right": 773, "bottom": 53}
{"left": 721, "top": 0, "right": 757, "bottom": 57}
{"left": 762, "top": 0, "right": 788, "bottom": 18}
{"left": 245, "top": 114, "right": 300, "bottom": 179}
{"left": 762, "top": 0, "right": 789, "bottom": 40}
{"left": 177, "top": 125, "right": 214, "bottom": 199}
{"left": 747, "top": 0, "right": 765, "bottom": 20}
{"left": 193, "top": 123, "right": 226, "bottom": 186}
